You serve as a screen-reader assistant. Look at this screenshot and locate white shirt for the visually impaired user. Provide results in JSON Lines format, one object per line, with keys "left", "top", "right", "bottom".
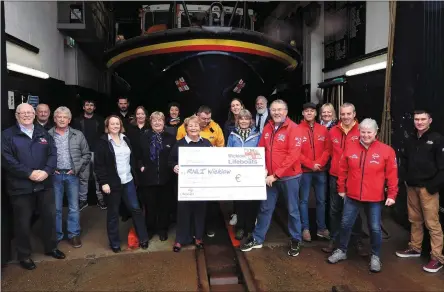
{"left": 108, "top": 134, "right": 133, "bottom": 184}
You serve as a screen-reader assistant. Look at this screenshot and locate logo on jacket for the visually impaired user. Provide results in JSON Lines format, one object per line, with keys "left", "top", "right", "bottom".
{"left": 333, "top": 138, "right": 339, "bottom": 144}
{"left": 264, "top": 133, "right": 270, "bottom": 139}
{"left": 295, "top": 137, "right": 302, "bottom": 147}
{"left": 302, "top": 136, "right": 307, "bottom": 143}
{"left": 370, "top": 153, "right": 380, "bottom": 164}
{"left": 317, "top": 136, "right": 325, "bottom": 141}
{"left": 351, "top": 136, "right": 359, "bottom": 142}
{"left": 350, "top": 154, "right": 358, "bottom": 159}
{"left": 39, "top": 137, "right": 48, "bottom": 144}
{"left": 277, "top": 134, "right": 286, "bottom": 142}
{"left": 426, "top": 140, "right": 434, "bottom": 145}
{"left": 166, "top": 144, "right": 171, "bottom": 148}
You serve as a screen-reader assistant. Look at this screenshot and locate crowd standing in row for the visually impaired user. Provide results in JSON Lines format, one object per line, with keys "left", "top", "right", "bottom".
{"left": 2, "top": 96, "right": 443, "bottom": 274}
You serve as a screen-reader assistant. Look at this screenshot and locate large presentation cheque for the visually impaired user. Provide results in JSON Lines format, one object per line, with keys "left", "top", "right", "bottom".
{"left": 178, "top": 147, "right": 266, "bottom": 201}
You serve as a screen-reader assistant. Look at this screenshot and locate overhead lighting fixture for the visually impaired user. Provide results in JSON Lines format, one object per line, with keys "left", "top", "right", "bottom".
{"left": 7, "top": 62, "right": 49, "bottom": 79}
{"left": 345, "top": 61, "right": 387, "bottom": 77}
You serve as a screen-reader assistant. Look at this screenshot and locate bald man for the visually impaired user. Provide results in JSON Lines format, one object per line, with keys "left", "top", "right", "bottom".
{"left": 2, "top": 103, "right": 65, "bottom": 270}
{"left": 35, "top": 104, "right": 53, "bottom": 131}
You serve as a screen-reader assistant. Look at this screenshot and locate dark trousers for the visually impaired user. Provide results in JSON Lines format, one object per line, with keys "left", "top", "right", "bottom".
{"left": 140, "top": 185, "right": 170, "bottom": 235}
{"left": 205, "top": 201, "right": 220, "bottom": 231}
{"left": 10, "top": 189, "right": 57, "bottom": 260}
{"left": 176, "top": 201, "right": 207, "bottom": 244}
{"left": 235, "top": 200, "right": 260, "bottom": 234}
{"left": 105, "top": 180, "right": 148, "bottom": 248}
{"left": 329, "top": 176, "right": 363, "bottom": 242}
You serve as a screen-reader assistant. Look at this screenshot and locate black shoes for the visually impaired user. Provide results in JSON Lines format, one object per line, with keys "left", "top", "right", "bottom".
{"left": 111, "top": 246, "right": 122, "bottom": 253}
{"left": 159, "top": 231, "right": 168, "bottom": 242}
{"left": 140, "top": 241, "right": 149, "bottom": 250}
{"left": 19, "top": 258, "right": 36, "bottom": 270}
{"left": 44, "top": 249, "right": 66, "bottom": 259}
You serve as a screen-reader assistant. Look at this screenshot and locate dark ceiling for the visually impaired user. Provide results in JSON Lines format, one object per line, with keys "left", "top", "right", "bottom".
{"left": 107, "top": 1, "right": 286, "bottom": 35}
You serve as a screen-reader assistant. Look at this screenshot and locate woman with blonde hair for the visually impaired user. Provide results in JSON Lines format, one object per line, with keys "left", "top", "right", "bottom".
{"left": 319, "top": 103, "right": 337, "bottom": 130}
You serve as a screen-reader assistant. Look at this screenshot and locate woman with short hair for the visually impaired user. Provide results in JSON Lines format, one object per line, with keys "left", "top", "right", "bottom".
{"left": 137, "top": 111, "right": 176, "bottom": 241}
{"left": 226, "top": 109, "right": 261, "bottom": 240}
{"left": 94, "top": 115, "right": 149, "bottom": 252}
{"left": 319, "top": 103, "right": 337, "bottom": 130}
{"left": 169, "top": 115, "right": 212, "bottom": 252}
{"left": 327, "top": 118, "right": 398, "bottom": 273}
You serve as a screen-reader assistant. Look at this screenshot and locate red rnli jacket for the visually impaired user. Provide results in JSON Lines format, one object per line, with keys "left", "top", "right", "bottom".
{"left": 328, "top": 121, "right": 360, "bottom": 177}
{"left": 258, "top": 118, "right": 302, "bottom": 178}
{"left": 337, "top": 140, "right": 399, "bottom": 202}
{"left": 299, "top": 121, "right": 331, "bottom": 172}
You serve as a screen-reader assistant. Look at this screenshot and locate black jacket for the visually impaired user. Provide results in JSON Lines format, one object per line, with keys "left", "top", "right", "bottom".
{"left": 72, "top": 114, "right": 105, "bottom": 152}
{"left": 34, "top": 119, "right": 54, "bottom": 131}
{"left": 137, "top": 130, "right": 176, "bottom": 186}
{"left": 125, "top": 123, "right": 150, "bottom": 151}
{"left": 94, "top": 134, "right": 138, "bottom": 192}
{"left": 2, "top": 124, "right": 57, "bottom": 196}
{"left": 401, "top": 130, "right": 444, "bottom": 194}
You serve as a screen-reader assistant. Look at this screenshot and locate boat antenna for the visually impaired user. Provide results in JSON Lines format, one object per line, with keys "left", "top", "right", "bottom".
{"left": 182, "top": 1, "right": 192, "bottom": 27}
{"left": 228, "top": 1, "right": 239, "bottom": 27}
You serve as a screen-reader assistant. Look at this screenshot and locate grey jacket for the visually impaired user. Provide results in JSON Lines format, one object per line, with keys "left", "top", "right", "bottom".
{"left": 48, "top": 126, "right": 91, "bottom": 175}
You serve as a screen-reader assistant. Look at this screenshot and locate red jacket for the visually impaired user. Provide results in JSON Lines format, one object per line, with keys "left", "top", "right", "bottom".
{"left": 337, "top": 140, "right": 399, "bottom": 202}
{"left": 259, "top": 118, "right": 302, "bottom": 178}
{"left": 299, "top": 121, "right": 331, "bottom": 172}
{"left": 328, "top": 121, "right": 360, "bottom": 177}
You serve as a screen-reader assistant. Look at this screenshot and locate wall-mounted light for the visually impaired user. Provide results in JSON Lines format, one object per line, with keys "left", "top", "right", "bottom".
{"left": 7, "top": 62, "right": 49, "bottom": 79}
{"left": 345, "top": 61, "right": 387, "bottom": 76}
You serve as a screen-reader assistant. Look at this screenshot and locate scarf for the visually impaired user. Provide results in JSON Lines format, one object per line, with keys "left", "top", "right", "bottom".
{"left": 149, "top": 132, "right": 163, "bottom": 162}
{"left": 238, "top": 128, "right": 251, "bottom": 141}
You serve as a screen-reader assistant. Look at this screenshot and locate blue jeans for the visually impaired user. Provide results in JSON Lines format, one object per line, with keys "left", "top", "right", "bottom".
{"left": 329, "top": 176, "right": 363, "bottom": 242}
{"left": 253, "top": 176, "right": 302, "bottom": 243}
{"left": 105, "top": 180, "right": 148, "bottom": 248}
{"left": 53, "top": 173, "right": 80, "bottom": 241}
{"left": 339, "top": 197, "right": 382, "bottom": 256}
{"left": 300, "top": 172, "right": 327, "bottom": 231}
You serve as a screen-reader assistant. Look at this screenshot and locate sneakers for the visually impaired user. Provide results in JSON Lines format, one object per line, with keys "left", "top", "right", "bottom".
{"left": 317, "top": 229, "right": 331, "bottom": 240}
{"left": 206, "top": 230, "right": 215, "bottom": 238}
{"left": 302, "top": 230, "right": 311, "bottom": 242}
{"left": 79, "top": 200, "right": 88, "bottom": 211}
{"left": 69, "top": 236, "right": 82, "bottom": 248}
{"left": 354, "top": 240, "right": 369, "bottom": 257}
{"left": 229, "top": 214, "right": 237, "bottom": 226}
{"left": 395, "top": 247, "right": 421, "bottom": 258}
{"left": 369, "top": 255, "right": 382, "bottom": 273}
{"left": 322, "top": 240, "right": 335, "bottom": 253}
{"left": 328, "top": 249, "right": 347, "bottom": 264}
{"left": 97, "top": 199, "right": 107, "bottom": 210}
{"left": 240, "top": 237, "right": 263, "bottom": 252}
{"left": 423, "top": 259, "right": 443, "bottom": 273}
{"left": 288, "top": 239, "right": 301, "bottom": 257}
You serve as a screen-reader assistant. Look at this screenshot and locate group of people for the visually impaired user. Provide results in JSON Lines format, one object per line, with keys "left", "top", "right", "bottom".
{"left": 2, "top": 95, "right": 443, "bottom": 275}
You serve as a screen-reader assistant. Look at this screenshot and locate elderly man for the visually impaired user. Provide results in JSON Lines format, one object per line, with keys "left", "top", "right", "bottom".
{"left": 48, "top": 107, "right": 91, "bottom": 248}
{"left": 241, "top": 99, "right": 304, "bottom": 257}
{"left": 2, "top": 103, "right": 65, "bottom": 270}
{"left": 327, "top": 118, "right": 398, "bottom": 273}
{"left": 35, "top": 103, "right": 53, "bottom": 130}
{"left": 254, "top": 96, "right": 271, "bottom": 133}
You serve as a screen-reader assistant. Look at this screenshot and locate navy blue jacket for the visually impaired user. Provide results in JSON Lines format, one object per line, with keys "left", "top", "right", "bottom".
{"left": 2, "top": 123, "right": 57, "bottom": 196}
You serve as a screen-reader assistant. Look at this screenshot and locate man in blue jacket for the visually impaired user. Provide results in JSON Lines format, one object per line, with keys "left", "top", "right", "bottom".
{"left": 1, "top": 103, "right": 65, "bottom": 270}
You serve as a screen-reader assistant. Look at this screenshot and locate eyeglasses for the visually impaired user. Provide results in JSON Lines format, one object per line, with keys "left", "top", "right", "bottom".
{"left": 16, "top": 111, "right": 35, "bottom": 116}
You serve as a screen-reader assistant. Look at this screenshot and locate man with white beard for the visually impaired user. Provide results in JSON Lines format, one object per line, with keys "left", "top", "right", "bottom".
{"left": 254, "top": 96, "right": 271, "bottom": 134}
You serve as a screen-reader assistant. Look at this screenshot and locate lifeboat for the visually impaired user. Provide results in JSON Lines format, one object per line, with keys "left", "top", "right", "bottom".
{"left": 105, "top": 2, "right": 301, "bottom": 122}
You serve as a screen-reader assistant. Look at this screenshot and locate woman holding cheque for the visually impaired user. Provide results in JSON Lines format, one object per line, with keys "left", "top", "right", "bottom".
{"left": 226, "top": 109, "right": 261, "bottom": 240}
{"left": 327, "top": 119, "right": 398, "bottom": 273}
{"left": 169, "top": 115, "right": 212, "bottom": 252}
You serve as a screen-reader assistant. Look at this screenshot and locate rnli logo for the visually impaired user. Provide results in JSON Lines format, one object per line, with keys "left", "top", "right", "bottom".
{"left": 318, "top": 136, "right": 325, "bottom": 141}
{"left": 351, "top": 136, "right": 359, "bottom": 142}
{"left": 350, "top": 154, "right": 358, "bottom": 159}
{"left": 370, "top": 153, "right": 380, "bottom": 164}
{"left": 295, "top": 137, "right": 302, "bottom": 147}
{"left": 372, "top": 153, "right": 380, "bottom": 159}
{"left": 265, "top": 133, "right": 270, "bottom": 139}
{"left": 277, "top": 134, "right": 286, "bottom": 142}
{"left": 244, "top": 148, "right": 262, "bottom": 160}
{"left": 39, "top": 138, "right": 48, "bottom": 144}
{"left": 302, "top": 136, "right": 307, "bottom": 143}
{"left": 333, "top": 138, "right": 339, "bottom": 144}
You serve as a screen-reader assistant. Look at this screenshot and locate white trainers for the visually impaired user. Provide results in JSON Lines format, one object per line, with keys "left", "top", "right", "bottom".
{"left": 229, "top": 214, "right": 237, "bottom": 226}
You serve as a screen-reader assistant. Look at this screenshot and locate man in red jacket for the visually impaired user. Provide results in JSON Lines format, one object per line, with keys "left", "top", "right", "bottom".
{"left": 327, "top": 118, "right": 398, "bottom": 273}
{"left": 241, "top": 99, "right": 304, "bottom": 257}
{"left": 299, "top": 102, "right": 331, "bottom": 242}
{"left": 323, "top": 103, "right": 366, "bottom": 255}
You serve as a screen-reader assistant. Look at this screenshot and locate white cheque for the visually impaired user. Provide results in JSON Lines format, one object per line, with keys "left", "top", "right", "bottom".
{"left": 178, "top": 147, "right": 266, "bottom": 201}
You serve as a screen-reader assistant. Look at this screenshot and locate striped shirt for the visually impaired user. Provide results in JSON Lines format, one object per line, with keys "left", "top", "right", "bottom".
{"left": 109, "top": 134, "right": 133, "bottom": 184}
{"left": 54, "top": 128, "right": 72, "bottom": 170}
